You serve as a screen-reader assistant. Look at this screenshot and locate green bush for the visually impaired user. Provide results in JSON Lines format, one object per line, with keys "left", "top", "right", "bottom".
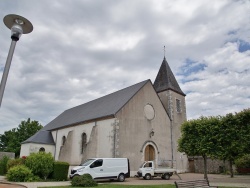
{"left": 235, "top": 154, "right": 250, "bottom": 168}
{"left": 0, "top": 155, "right": 10, "bottom": 175}
{"left": 25, "top": 152, "right": 54, "bottom": 180}
{"left": 6, "top": 165, "right": 40, "bottom": 182}
{"left": 7, "top": 158, "right": 25, "bottom": 170}
{"left": 52, "top": 161, "right": 69, "bottom": 181}
{"left": 71, "top": 174, "right": 97, "bottom": 187}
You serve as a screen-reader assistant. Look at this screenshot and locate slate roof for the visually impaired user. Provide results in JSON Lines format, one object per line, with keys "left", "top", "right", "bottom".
{"left": 42, "top": 79, "right": 149, "bottom": 131}
{"left": 154, "top": 57, "right": 185, "bottom": 96}
{"left": 22, "top": 130, "right": 55, "bottom": 145}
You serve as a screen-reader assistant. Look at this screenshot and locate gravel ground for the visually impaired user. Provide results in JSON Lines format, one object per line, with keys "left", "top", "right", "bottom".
{"left": 1, "top": 173, "right": 250, "bottom": 188}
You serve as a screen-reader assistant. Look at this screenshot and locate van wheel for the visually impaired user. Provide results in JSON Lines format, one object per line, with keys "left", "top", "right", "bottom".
{"left": 162, "top": 173, "right": 170, "bottom": 180}
{"left": 118, "top": 173, "right": 125, "bottom": 182}
{"left": 144, "top": 173, "right": 151, "bottom": 180}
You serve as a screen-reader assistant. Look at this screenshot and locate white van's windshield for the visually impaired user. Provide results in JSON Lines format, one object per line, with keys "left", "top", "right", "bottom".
{"left": 80, "top": 159, "right": 95, "bottom": 166}
{"left": 139, "top": 162, "right": 146, "bottom": 168}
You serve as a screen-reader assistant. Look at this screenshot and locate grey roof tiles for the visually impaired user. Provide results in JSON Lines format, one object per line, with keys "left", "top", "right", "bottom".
{"left": 22, "top": 130, "right": 54, "bottom": 145}
{"left": 42, "top": 79, "right": 149, "bottom": 131}
{"left": 154, "top": 57, "right": 185, "bottom": 96}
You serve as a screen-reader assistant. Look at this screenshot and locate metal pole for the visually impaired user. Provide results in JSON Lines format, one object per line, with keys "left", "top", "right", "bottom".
{"left": 0, "top": 39, "right": 17, "bottom": 107}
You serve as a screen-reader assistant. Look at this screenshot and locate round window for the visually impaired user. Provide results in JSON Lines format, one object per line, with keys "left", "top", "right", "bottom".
{"left": 144, "top": 104, "right": 155, "bottom": 120}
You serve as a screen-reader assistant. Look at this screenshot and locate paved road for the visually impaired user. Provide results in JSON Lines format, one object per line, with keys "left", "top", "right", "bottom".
{"left": 1, "top": 173, "right": 250, "bottom": 188}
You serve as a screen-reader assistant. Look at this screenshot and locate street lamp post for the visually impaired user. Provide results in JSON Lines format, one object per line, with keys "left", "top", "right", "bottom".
{"left": 0, "top": 14, "right": 33, "bottom": 107}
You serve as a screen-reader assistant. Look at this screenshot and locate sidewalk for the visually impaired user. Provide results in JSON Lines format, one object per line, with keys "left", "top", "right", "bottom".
{"left": 1, "top": 173, "right": 250, "bottom": 188}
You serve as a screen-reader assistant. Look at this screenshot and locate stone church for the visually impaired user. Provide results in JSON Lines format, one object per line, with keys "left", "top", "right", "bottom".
{"left": 20, "top": 56, "right": 188, "bottom": 175}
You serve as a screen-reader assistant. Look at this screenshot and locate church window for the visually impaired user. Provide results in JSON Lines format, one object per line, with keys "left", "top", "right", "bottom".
{"left": 176, "top": 99, "right": 181, "bottom": 113}
{"left": 81, "top": 133, "right": 87, "bottom": 154}
{"left": 144, "top": 104, "right": 155, "bottom": 120}
{"left": 62, "top": 136, "right": 66, "bottom": 146}
{"left": 39, "top": 147, "right": 45, "bottom": 152}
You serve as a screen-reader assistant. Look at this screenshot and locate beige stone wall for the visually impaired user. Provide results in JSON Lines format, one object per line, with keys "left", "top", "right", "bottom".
{"left": 189, "top": 157, "right": 230, "bottom": 173}
{"left": 20, "top": 143, "right": 55, "bottom": 157}
{"left": 157, "top": 90, "right": 188, "bottom": 172}
{"left": 51, "top": 118, "right": 115, "bottom": 165}
{"left": 116, "top": 81, "right": 172, "bottom": 173}
{"left": 0, "top": 152, "right": 15, "bottom": 159}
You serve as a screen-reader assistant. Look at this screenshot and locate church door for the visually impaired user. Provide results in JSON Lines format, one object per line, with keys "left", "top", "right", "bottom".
{"left": 144, "top": 145, "right": 155, "bottom": 161}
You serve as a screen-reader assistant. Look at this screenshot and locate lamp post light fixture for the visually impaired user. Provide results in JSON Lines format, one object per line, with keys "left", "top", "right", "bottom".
{"left": 0, "top": 14, "right": 33, "bottom": 107}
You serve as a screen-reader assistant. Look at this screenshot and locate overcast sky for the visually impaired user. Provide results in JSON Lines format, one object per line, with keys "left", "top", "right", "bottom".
{"left": 0, "top": 0, "right": 249, "bottom": 134}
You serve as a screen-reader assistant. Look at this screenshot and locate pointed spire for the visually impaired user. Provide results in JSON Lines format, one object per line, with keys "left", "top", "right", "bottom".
{"left": 153, "top": 57, "right": 185, "bottom": 96}
{"left": 164, "top": 46, "right": 166, "bottom": 58}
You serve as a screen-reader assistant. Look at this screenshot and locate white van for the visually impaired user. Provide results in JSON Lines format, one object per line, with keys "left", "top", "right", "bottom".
{"left": 70, "top": 158, "right": 130, "bottom": 182}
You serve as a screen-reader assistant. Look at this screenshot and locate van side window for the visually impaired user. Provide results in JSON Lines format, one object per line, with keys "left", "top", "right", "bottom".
{"left": 90, "top": 159, "right": 103, "bottom": 168}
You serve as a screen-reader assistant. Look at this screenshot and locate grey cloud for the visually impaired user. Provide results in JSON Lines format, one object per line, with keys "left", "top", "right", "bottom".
{"left": 0, "top": 0, "right": 249, "bottom": 133}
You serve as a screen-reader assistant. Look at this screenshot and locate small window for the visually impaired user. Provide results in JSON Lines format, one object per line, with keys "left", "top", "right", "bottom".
{"left": 39, "top": 147, "right": 45, "bottom": 152}
{"left": 62, "top": 136, "right": 66, "bottom": 146}
{"left": 176, "top": 99, "right": 181, "bottom": 113}
{"left": 81, "top": 133, "right": 87, "bottom": 154}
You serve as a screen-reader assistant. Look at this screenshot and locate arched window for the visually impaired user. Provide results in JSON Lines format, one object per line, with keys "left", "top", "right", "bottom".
{"left": 81, "top": 133, "right": 87, "bottom": 154}
{"left": 62, "top": 136, "right": 66, "bottom": 146}
{"left": 176, "top": 99, "right": 181, "bottom": 113}
{"left": 39, "top": 147, "right": 45, "bottom": 152}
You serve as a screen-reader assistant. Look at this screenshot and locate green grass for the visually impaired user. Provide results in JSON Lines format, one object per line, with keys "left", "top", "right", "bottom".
{"left": 39, "top": 185, "right": 241, "bottom": 188}
{"left": 39, "top": 185, "right": 175, "bottom": 188}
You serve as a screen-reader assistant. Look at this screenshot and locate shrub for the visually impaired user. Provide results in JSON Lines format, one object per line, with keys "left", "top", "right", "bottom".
{"left": 7, "top": 158, "right": 25, "bottom": 170}
{"left": 71, "top": 174, "right": 97, "bottom": 187}
{"left": 6, "top": 165, "right": 40, "bottom": 182}
{"left": 235, "top": 154, "right": 250, "bottom": 168}
{"left": 25, "top": 152, "right": 54, "bottom": 180}
{"left": 0, "top": 155, "right": 10, "bottom": 175}
{"left": 52, "top": 161, "right": 69, "bottom": 181}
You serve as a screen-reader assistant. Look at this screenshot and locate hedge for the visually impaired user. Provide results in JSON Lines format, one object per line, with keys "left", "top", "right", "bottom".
{"left": 52, "top": 161, "right": 70, "bottom": 181}
{"left": 0, "top": 155, "right": 10, "bottom": 175}
{"left": 71, "top": 174, "right": 97, "bottom": 187}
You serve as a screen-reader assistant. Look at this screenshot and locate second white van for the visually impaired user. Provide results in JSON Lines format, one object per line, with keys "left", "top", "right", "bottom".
{"left": 70, "top": 158, "right": 130, "bottom": 182}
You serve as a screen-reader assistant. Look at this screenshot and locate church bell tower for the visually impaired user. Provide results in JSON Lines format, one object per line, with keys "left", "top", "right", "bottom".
{"left": 153, "top": 56, "right": 188, "bottom": 172}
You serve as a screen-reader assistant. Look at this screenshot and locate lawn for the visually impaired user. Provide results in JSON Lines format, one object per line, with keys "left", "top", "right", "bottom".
{"left": 39, "top": 185, "right": 240, "bottom": 188}
{"left": 39, "top": 185, "right": 175, "bottom": 188}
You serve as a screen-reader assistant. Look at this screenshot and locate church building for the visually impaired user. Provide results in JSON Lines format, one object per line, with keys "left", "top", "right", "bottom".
{"left": 20, "top": 56, "right": 188, "bottom": 175}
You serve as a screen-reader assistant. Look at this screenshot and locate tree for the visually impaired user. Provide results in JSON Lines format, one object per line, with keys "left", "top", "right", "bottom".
{"left": 25, "top": 152, "right": 54, "bottom": 180}
{"left": 178, "top": 108, "right": 250, "bottom": 178}
{"left": 178, "top": 116, "right": 220, "bottom": 179}
{"left": 0, "top": 118, "right": 43, "bottom": 156}
{"left": 235, "top": 109, "right": 250, "bottom": 154}
{"left": 214, "top": 109, "right": 250, "bottom": 177}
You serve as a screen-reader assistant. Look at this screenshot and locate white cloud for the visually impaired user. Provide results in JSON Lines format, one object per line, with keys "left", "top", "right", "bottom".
{"left": 183, "top": 41, "right": 250, "bottom": 119}
{"left": 0, "top": 0, "right": 249, "bottom": 134}
{"left": 89, "top": 32, "right": 145, "bottom": 51}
